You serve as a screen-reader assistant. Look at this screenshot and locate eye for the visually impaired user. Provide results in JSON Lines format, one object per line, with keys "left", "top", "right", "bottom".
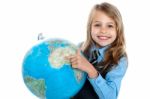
{"left": 94, "top": 24, "right": 101, "bottom": 27}
{"left": 107, "top": 25, "right": 114, "bottom": 28}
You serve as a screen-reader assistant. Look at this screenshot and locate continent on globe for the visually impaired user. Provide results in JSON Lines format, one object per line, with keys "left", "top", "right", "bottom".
{"left": 22, "top": 38, "right": 87, "bottom": 99}
{"left": 24, "top": 76, "right": 46, "bottom": 99}
{"left": 49, "top": 46, "right": 76, "bottom": 69}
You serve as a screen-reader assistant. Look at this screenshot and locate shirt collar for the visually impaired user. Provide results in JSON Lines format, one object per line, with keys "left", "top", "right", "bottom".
{"left": 90, "top": 43, "right": 109, "bottom": 58}
{"left": 98, "top": 46, "right": 109, "bottom": 58}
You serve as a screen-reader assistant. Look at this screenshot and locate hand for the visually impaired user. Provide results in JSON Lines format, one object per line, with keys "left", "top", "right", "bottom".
{"left": 65, "top": 49, "right": 98, "bottom": 78}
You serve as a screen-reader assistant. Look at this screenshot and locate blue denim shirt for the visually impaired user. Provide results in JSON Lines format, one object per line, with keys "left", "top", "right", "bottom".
{"left": 88, "top": 46, "right": 128, "bottom": 99}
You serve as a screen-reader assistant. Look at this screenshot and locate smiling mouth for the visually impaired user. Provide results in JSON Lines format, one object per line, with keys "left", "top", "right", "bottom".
{"left": 97, "top": 36, "right": 111, "bottom": 40}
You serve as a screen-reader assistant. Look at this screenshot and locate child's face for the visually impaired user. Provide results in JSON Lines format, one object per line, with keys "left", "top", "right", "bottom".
{"left": 91, "top": 11, "right": 117, "bottom": 47}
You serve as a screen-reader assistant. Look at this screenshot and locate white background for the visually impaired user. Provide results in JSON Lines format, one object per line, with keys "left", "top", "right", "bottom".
{"left": 0, "top": 0, "right": 150, "bottom": 99}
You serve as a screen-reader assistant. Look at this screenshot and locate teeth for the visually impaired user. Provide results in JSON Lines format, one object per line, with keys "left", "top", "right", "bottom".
{"left": 98, "top": 36, "right": 108, "bottom": 40}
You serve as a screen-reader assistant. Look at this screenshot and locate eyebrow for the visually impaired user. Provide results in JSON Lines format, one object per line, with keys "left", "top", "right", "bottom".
{"left": 94, "top": 21, "right": 115, "bottom": 25}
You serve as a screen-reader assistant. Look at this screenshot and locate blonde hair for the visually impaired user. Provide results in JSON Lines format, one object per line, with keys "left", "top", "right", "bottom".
{"left": 82, "top": 2, "right": 127, "bottom": 76}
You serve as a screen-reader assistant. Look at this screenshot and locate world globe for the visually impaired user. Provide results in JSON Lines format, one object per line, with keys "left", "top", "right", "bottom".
{"left": 22, "top": 38, "right": 87, "bottom": 99}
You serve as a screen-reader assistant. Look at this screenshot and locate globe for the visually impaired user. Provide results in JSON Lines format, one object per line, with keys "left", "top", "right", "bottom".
{"left": 22, "top": 38, "right": 87, "bottom": 99}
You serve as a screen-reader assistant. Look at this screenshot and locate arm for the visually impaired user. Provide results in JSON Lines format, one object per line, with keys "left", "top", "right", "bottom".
{"left": 66, "top": 49, "right": 127, "bottom": 99}
{"left": 88, "top": 57, "right": 128, "bottom": 99}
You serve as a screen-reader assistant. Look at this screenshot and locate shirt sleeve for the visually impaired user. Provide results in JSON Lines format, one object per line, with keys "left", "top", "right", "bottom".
{"left": 88, "top": 57, "right": 128, "bottom": 99}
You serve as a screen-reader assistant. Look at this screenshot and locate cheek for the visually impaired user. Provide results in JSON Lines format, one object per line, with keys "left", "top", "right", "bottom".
{"left": 91, "top": 32, "right": 97, "bottom": 41}
{"left": 91, "top": 32, "right": 94, "bottom": 39}
{"left": 91, "top": 32, "right": 97, "bottom": 38}
{"left": 112, "top": 33, "right": 117, "bottom": 41}
{"left": 91, "top": 26, "right": 98, "bottom": 33}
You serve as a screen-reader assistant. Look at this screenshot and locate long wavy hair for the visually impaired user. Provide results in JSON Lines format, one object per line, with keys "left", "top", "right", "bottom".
{"left": 82, "top": 2, "right": 127, "bottom": 77}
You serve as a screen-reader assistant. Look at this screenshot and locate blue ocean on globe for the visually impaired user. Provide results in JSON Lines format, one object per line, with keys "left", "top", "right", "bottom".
{"left": 22, "top": 38, "right": 87, "bottom": 99}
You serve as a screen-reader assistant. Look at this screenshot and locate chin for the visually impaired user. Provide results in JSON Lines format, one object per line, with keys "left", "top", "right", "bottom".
{"left": 99, "top": 43, "right": 109, "bottom": 47}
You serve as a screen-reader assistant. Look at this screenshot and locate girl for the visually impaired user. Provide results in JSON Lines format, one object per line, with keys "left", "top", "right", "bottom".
{"left": 68, "top": 2, "right": 128, "bottom": 99}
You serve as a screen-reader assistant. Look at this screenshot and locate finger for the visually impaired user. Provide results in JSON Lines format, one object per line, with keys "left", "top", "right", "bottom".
{"left": 71, "top": 61, "right": 78, "bottom": 65}
{"left": 69, "top": 55, "right": 76, "bottom": 58}
{"left": 64, "top": 55, "right": 75, "bottom": 60}
{"left": 72, "top": 64, "right": 78, "bottom": 68}
{"left": 70, "top": 57, "right": 77, "bottom": 63}
{"left": 64, "top": 56, "right": 69, "bottom": 60}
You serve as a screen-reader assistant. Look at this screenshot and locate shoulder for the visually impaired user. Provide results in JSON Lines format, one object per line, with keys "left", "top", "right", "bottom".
{"left": 114, "top": 56, "right": 128, "bottom": 73}
{"left": 118, "top": 56, "right": 128, "bottom": 68}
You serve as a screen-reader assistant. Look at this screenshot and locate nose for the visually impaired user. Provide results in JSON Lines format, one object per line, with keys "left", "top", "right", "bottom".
{"left": 100, "top": 27, "right": 107, "bottom": 34}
